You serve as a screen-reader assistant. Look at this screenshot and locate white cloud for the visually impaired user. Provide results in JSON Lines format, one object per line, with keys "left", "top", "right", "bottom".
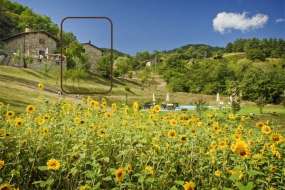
{"left": 213, "top": 12, "right": 269, "bottom": 33}
{"left": 276, "top": 18, "right": 285, "bottom": 23}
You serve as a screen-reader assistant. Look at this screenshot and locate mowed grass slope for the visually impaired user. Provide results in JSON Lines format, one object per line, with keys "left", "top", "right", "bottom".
{"left": 0, "top": 65, "right": 146, "bottom": 112}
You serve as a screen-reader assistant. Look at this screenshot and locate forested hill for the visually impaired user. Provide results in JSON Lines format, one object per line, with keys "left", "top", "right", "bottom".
{"left": 0, "top": 0, "right": 59, "bottom": 39}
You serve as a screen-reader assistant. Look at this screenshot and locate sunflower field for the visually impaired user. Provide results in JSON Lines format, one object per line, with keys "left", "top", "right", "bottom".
{"left": 0, "top": 89, "right": 285, "bottom": 190}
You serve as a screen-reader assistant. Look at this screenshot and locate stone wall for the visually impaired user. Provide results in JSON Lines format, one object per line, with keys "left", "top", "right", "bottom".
{"left": 83, "top": 43, "right": 102, "bottom": 71}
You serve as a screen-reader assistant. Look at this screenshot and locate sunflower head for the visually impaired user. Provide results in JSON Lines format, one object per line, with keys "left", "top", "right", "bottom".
{"left": 169, "top": 119, "right": 177, "bottom": 126}
{"left": 214, "top": 170, "right": 222, "bottom": 177}
{"left": 15, "top": 118, "right": 23, "bottom": 127}
{"left": 183, "top": 181, "right": 195, "bottom": 190}
{"left": 38, "top": 83, "right": 44, "bottom": 90}
{"left": 0, "top": 160, "right": 4, "bottom": 170}
{"left": 261, "top": 125, "right": 272, "bottom": 135}
{"left": 152, "top": 105, "right": 160, "bottom": 113}
{"left": 115, "top": 167, "right": 125, "bottom": 183}
{"left": 180, "top": 135, "right": 187, "bottom": 143}
{"left": 167, "top": 130, "right": 177, "bottom": 138}
{"left": 144, "top": 165, "right": 154, "bottom": 175}
{"left": 132, "top": 102, "right": 139, "bottom": 112}
{"left": 271, "top": 133, "right": 283, "bottom": 144}
{"left": 6, "top": 111, "right": 15, "bottom": 118}
{"left": 47, "top": 159, "right": 61, "bottom": 170}
{"left": 0, "top": 183, "right": 14, "bottom": 190}
{"left": 26, "top": 105, "right": 36, "bottom": 114}
{"left": 256, "top": 121, "right": 265, "bottom": 128}
{"left": 231, "top": 140, "right": 251, "bottom": 158}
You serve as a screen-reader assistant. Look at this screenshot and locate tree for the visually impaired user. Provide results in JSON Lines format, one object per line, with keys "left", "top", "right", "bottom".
{"left": 96, "top": 55, "right": 112, "bottom": 78}
{"left": 114, "top": 56, "right": 131, "bottom": 77}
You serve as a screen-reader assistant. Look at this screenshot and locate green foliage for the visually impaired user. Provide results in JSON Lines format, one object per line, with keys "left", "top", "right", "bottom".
{"left": 96, "top": 55, "right": 112, "bottom": 78}
{"left": 114, "top": 56, "right": 132, "bottom": 77}
{"left": 65, "top": 41, "right": 87, "bottom": 69}
{"left": 227, "top": 38, "right": 285, "bottom": 59}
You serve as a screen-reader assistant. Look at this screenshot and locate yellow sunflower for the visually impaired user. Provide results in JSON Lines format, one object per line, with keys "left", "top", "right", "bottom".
{"left": 132, "top": 102, "right": 139, "bottom": 112}
{"left": 180, "top": 135, "right": 187, "bottom": 143}
{"left": 169, "top": 119, "right": 177, "bottom": 126}
{"left": 152, "top": 105, "right": 160, "bottom": 113}
{"left": 214, "top": 170, "right": 222, "bottom": 177}
{"left": 126, "top": 163, "right": 133, "bottom": 174}
{"left": 38, "top": 82, "right": 44, "bottom": 90}
{"left": 231, "top": 140, "right": 251, "bottom": 158}
{"left": 104, "top": 112, "right": 112, "bottom": 118}
{"left": 79, "top": 184, "right": 91, "bottom": 190}
{"left": 0, "top": 160, "right": 4, "bottom": 170}
{"left": 256, "top": 121, "right": 265, "bottom": 128}
{"left": 47, "top": 159, "right": 61, "bottom": 170}
{"left": 183, "top": 181, "right": 195, "bottom": 190}
{"left": 26, "top": 105, "right": 36, "bottom": 114}
{"left": 115, "top": 167, "right": 125, "bottom": 183}
{"left": 0, "top": 183, "right": 13, "bottom": 190}
{"left": 6, "top": 111, "right": 15, "bottom": 118}
{"left": 111, "top": 103, "right": 117, "bottom": 112}
{"left": 15, "top": 117, "right": 23, "bottom": 127}
{"left": 89, "top": 100, "right": 100, "bottom": 109}
{"left": 167, "top": 130, "right": 177, "bottom": 138}
{"left": 271, "top": 133, "right": 283, "bottom": 144}
{"left": 261, "top": 125, "right": 272, "bottom": 135}
{"left": 144, "top": 165, "right": 155, "bottom": 175}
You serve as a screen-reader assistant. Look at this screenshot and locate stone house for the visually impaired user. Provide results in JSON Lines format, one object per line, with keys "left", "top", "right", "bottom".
{"left": 1, "top": 29, "right": 60, "bottom": 67}
{"left": 82, "top": 41, "right": 102, "bottom": 71}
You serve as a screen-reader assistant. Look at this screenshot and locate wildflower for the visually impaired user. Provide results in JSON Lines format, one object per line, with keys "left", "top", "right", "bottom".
{"left": 89, "top": 100, "right": 100, "bottom": 109}
{"left": 218, "top": 139, "right": 228, "bottom": 150}
{"left": 15, "top": 117, "right": 23, "bottom": 127}
{"left": 167, "top": 130, "right": 177, "bottom": 138}
{"left": 43, "top": 114, "right": 50, "bottom": 120}
{"left": 35, "top": 116, "right": 45, "bottom": 126}
{"left": 180, "top": 135, "right": 187, "bottom": 143}
{"left": 214, "top": 170, "right": 222, "bottom": 177}
{"left": 271, "top": 133, "right": 283, "bottom": 144}
{"left": 0, "top": 183, "right": 13, "bottom": 190}
{"left": 111, "top": 103, "right": 117, "bottom": 112}
{"left": 74, "top": 117, "right": 82, "bottom": 125}
{"left": 183, "top": 181, "right": 195, "bottom": 190}
{"left": 261, "top": 125, "right": 272, "bottom": 135}
{"left": 228, "top": 113, "right": 236, "bottom": 120}
{"left": 229, "top": 168, "right": 243, "bottom": 180}
{"left": 79, "top": 184, "right": 91, "bottom": 190}
{"left": 115, "top": 167, "right": 125, "bottom": 183}
{"left": 126, "top": 163, "right": 133, "bottom": 174}
{"left": 212, "top": 122, "right": 221, "bottom": 133}
{"left": 38, "top": 82, "right": 44, "bottom": 90}
{"left": 0, "top": 102, "right": 4, "bottom": 107}
{"left": 144, "top": 165, "right": 154, "bottom": 175}
{"left": 153, "top": 105, "right": 160, "bottom": 113}
{"left": 47, "top": 159, "right": 61, "bottom": 170}
{"left": 169, "top": 119, "right": 177, "bottom": 126}
{"left": 256, "top": 121, "right": 265, "bottom": 128}
{"left": 98, "top": 129, "right": 106, "bottom": 137}
{"left": 132, "top": 102, "right": 139, "bottom": 112}
{"left": 6, "top": 111, "right": 15, "bottom": 118}
{"left": 231, "top": 140, "right": 251, "bottom": 158}
{"left": 26, "top": 105, "right": 36, "bottom": 113}
{"left": 0, "top": 160, "right": 4, "bottom": 170}
{"left": 104, "top": 112, "right": 112, "bottom": 118}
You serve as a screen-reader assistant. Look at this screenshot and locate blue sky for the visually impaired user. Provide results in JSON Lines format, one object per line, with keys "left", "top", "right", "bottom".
{"left": 15, "top": 0, "right": 285, "bottom": 55}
